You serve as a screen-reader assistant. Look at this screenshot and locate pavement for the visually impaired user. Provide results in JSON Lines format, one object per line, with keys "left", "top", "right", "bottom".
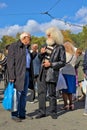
{"left": 0, "top": 81, "right": 87, "bottom": 130}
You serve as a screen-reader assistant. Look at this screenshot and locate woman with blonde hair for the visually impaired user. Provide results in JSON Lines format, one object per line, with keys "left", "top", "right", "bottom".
{"left": 75, "top": 48, "right": 84, "bottom": 101}
{"left": 61, "top": 42, "right": 76, "bottom": 110}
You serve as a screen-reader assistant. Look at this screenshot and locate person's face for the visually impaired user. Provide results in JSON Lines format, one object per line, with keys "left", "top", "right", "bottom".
{"left": 32, "top": 45, "right": 38, "bottom": 52}
{"left": 23, "top": 36, "right": 31, "bottom": 45}
{"left": 46, "top": 34, "right": 55, "bottom": 46}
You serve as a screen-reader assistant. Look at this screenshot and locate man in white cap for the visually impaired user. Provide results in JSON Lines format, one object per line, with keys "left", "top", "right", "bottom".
{"left": 7, "top": 32, "right": 34, "bottom": 122}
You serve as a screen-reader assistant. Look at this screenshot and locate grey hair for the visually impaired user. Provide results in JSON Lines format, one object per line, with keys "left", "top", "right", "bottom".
{"left": 20, "top": 32, "right": 31, "bottom": 40}
{"left": 45, "top": 27, "right": 63, "bottom": 45}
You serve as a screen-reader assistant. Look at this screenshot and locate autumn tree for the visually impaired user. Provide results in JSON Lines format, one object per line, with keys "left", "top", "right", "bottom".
{"left": 62, "top": 30, "right": 73, "bottom": 43}
{"left": 0, "top": 35, "right": 16, "bottom": 51}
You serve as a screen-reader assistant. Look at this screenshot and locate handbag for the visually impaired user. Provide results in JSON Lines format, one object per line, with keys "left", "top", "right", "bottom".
{"left": 2, "top": 82, "right": 14, "bottom": 110}
{"left": 46, "top": 68, "right": 56, "bottom": 83}
{"left": 46, "top": 68, "right": 54, "bottom": 82}
{"left": 56, "top": 71, "right": 67, "bottom": 91}
{"left": 81, "top": 78, "right": 87, "bottom": 95}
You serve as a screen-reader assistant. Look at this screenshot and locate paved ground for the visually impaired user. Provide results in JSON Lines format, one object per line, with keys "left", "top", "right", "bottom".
{"left": 0, "top": 81, "right": 87, "bottom": 130}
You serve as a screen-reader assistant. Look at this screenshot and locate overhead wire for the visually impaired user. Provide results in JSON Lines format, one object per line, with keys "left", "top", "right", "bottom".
{"left": 0, "top": 12, "right": 40, "bottom": 16}
{"left": 40, "top": 0, "right": 84, "bottom": 28}
{"left": 47, "top": 0, "right": 62, "bottom": 12}
{"left": 0, "top": 0, "right": 61, "bottom": 16}
{"left": 41, "top": 12, "right": 83, "bottom": 28}
{"left": 0, "top": 0, "right": 86, "bottom": 28}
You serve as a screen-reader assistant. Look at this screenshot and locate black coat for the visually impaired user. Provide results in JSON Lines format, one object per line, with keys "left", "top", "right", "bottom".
{"left": 39, "top": 44, "right": 66, "bottom": 83}
{"left": 7, "top": 40, "right": 34, "bottom": 91}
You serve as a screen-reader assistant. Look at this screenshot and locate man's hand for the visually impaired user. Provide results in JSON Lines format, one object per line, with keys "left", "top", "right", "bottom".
{"left": 40, "top": 47, "right": 46, "bottom": 54}
{"left": 42, "top": 60, "right": 51, "bottom": 68}
{"left": 9, "top": 80, "right": 14, "bottom": 82}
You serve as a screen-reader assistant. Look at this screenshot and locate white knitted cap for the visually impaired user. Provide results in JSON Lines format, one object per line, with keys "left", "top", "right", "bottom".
{"left": 20, "top": 32, "right": 30, "bottom": 40}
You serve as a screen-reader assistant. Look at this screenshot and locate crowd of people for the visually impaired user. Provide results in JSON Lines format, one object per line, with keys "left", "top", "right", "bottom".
{"left": 1, "top": 26, "right": 87, "bottom": 122}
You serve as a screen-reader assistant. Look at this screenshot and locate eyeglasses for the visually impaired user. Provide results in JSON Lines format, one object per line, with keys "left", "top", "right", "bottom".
{"left": 25, "top": 36, "right": 31, "bottom": 40}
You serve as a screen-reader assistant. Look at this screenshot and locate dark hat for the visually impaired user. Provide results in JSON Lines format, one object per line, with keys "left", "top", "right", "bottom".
{"left": 41, "top": 43, "right": 47, "bottom": 48}
{"left": 5, "top": 44, "right": 10, "bottom": 49}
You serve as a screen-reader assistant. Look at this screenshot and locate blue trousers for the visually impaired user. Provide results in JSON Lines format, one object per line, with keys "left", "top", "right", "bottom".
{"left": 11, "top": 70, "right": 29, "bottom": 118}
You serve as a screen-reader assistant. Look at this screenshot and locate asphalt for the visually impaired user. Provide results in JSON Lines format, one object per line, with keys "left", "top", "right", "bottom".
{"left": 0, "top": 81, "right": 87, "bottom": 130}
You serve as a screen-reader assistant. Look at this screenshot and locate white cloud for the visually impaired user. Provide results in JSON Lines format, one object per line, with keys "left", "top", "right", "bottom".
{"left": 0, "top": 25, "right": 22, "bottom": 38}
{"left": 23, "top": 20, "right": 40, "bottom": 33}
{"left": 76, "top": 6, "right": 87, "bottom": 18}
{"left": 0, "top": 2, "right": 7, "bottom": 9}
{"left": 75, "top": 6, "right": 87, "bottom": 23}
{"left": 0, "top": 19, "right": 83, "bottom": 39}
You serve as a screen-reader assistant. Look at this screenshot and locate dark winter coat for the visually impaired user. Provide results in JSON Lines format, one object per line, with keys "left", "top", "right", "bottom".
{"left": 83, "top": 49, "right": 87, "bottom": 76}
{"left": 7, "top": 40, "right": 34, "bottom": 91}
{"left": 39, "top": 44, "right": 66, "bottom": 83}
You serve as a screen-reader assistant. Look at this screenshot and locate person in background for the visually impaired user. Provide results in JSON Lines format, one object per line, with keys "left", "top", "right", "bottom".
{"left": 74, "top": 48, "right": 84, "bottom": 101}
{"left": 61, "top": 42, "right": 76, "bottom": 110}
{"left": 29, "top": 43, "right": 41, "bottom": 102}
{"left": 35, "top": 27, "right": 66, "bottom": 119}
{"left": 83, "top": 49, "right": 87, "bottom": 116}
{"left": 0, "top": 52, "right": 6, "bottom": 82}
{"left": 7, "top": 32, "right": 34, "bottom": 122}
{"left": 3, "top": 45, "right": 10, "bottom": 88}
{"left": 0, "top": 45, "right": 10, "bottom": 85}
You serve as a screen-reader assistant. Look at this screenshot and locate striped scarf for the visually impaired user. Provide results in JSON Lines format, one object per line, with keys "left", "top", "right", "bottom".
{"left": 45, "top": 45, "right": 54, "bottom": 61}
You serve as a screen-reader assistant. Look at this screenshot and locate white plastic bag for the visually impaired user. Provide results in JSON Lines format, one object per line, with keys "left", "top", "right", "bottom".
{"left": 56, "top": 71, "right": 67, "bottom": 91}
{"left": 82, "top": 78, "right": 87, "bottom": 95}
{"left": 12, "top": 88, "right": 18, "bottom": 112}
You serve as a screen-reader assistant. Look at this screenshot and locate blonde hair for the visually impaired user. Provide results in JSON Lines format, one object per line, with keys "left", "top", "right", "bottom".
{"left": 76, "top": 48, "right": 82, "bottom": 55}
{"left": 45, "top": 27, "right": 63, "bottom": 45}
{"left": 64, "top": 42, "right": 75, "bottom": 55}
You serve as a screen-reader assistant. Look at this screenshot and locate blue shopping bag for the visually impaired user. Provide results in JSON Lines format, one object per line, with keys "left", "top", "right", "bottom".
{"left": 2, "top": 82, "right": 14, "bottom": 110}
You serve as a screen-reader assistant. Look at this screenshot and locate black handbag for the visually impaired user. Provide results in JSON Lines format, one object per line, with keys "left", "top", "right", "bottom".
{"left": 46, "top": 68, "right": 56, "bottom": 83}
